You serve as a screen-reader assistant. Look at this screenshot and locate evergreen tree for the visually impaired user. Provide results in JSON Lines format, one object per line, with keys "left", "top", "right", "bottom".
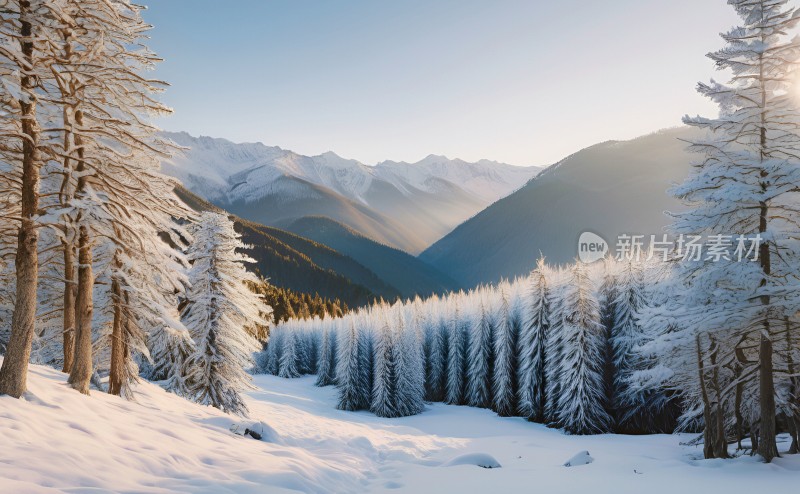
{"left": 557, "top": 262, "right": 611, "bottom": 435}
{"left": 371, "top": 313, "right": 399, "bottom": 417}
{"left": 336, "top": 321, "right": 370, "bottom": 411}
{"left": 610, "top": 259, "right": 647, "bottom": 429}
{"left": 182, "top": 212, "right": 268, "bottom": 415}
{"left": 278, "top": 329, "right": 300, "bottom": 379}
{"left": 657, "top": 0, "right": 800, "bottom": 461}
{"left": 517, "top": 259, "right": 551, "bottom": 421}
{"left": 445, "top": 301, "right": 466, "bottom": 406}
{"left": 466, "top": 302, "right": 493, "bottom": 409}
{"left": 425, "top": 307, "right": 447, "bottom": 402}
{"left": 315, "top": 326, "right": 337, "bottom": 387}
{"left": 492, "top": 290, "right": 516, "bottom": 416}
{"left": 395, "top": 306, "right": 425, "bottom": 417}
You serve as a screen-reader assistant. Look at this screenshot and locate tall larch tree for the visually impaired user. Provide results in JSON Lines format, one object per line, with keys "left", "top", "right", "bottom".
{"left": 674, "top": 0, "right": 800, "bottom": 461}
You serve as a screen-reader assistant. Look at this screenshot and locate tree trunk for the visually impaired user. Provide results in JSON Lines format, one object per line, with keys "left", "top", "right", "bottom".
{"left": 785, "top": 319, "right": 799, "bottom": 454}
{"left": 67, "top": 109, "right": 93, "bottom": 395}
{"left": 709, "top": 339, "right": 729, "bottom": 459}
{"left": 108, "top": 264, "right": 124, "bottom": 396}
{"left": 61, "top": 241, "right": 76, "bottom": 373}
{"left": 697, "top": 336, "right": 716, "bottom": 459}
{"left": 0, "top": 0, "right": 41, "bottom": 398}
{"left": 757, "top": 328, "right": 779, "bottom": 461}
{"left": 68, "top": 224, "right": 93, "bottom": 394}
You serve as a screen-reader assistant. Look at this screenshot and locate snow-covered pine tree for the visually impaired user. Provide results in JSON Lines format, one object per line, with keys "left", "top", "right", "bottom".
{"left": 425, "top": 304, "right": 447, "bottom": 402}
{"left": 145, "top": 324, "right": 195, "bottom": 396}
{"left": 668, "top": 0, "right": 800, "bottom": 461}
{"left": 182, "top": 212, "right": 267, "bottom": 415}
{"left": 557, "top": 262, "right": 611, "bottom": 435}
{"left": 466, "top": 301, "right": 493, "bottom": 409}
{"left": 544, "top": 268, "right": 567, "bottom": 425}
{"left": 610, "top": 259, "right": 647, "bottom": 430}
{"left": 336, "top": 320, "right": 370, "bottom": 411}
{"left": 598, "top": 258, "right": 619, "bottom": 424}
{"left": 517, "top": 258, "right": 551, "bottom": 422}
{"left": 371, "top": 310, "right": 399, "bottom": 418}
{"left": 315, "top": 325, "right": 337, "bottom": 386}
{"left": 395, "top": 305, "right": 425, "bottom": 417}
{"left": 278, "top": 329, "right": 301, "bottom": 379}
{"left": 445, "top": 299, "right": 467, "bottom": 405}
{"left": 492, "top": 288, "right": 516, "bottom": 416}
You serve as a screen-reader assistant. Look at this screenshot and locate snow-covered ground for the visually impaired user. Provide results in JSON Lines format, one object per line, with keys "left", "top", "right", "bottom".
{"left": 2, "top": 360, "right": 799, "bottom": 493}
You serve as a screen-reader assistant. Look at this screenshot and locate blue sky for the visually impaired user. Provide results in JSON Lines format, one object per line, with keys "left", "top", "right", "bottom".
{"left": 143, "top": 1, "right": 739, "bottom": 166}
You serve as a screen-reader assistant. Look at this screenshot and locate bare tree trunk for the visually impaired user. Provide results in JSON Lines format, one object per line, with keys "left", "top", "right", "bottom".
{"left": 0, "top": 0, "right": 41, "bottom": 398}
{"left": 61, "top": 241, "right": 76, "bottom": 373}
{"left": 108, "top": 260, "right": 124, "bottom": 396}
{"left": 709, "top": 338, "right": 729, "bottom": 459}
{"left": 750, "top": 422, "right": 760, "bottom": 455}
{"left": 67, "top": 224, "right": 93, "bottom": 394}
{"left": 697, "top": 336, "right": 716, "bottom": 459}
{"left": 67, "top": 109, "right": 93, "bottom": 395}
{"left": 785, "top": 318, "right": 799, "bottom": 454}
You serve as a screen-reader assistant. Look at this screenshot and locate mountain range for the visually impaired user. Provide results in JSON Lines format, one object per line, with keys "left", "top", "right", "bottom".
{"left": 161, "top": 131, "right": 540, "bottom": 254}
{"left": 165, "top": 127, "right": 701, "bottom": 302}
{"left": 420, "top": 127, "right": 700, "bottom": 286}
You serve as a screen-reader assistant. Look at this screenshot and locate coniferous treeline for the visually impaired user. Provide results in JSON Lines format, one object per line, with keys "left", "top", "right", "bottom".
{"left": 258, "top": 258, "right": 676, "bottom": 434}
{"left": 252, "top": 283, "right": 349, "bottom": 325}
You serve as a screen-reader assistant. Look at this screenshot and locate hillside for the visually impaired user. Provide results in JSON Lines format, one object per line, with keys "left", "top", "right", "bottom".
{"left": 3, "top": 359, "right": 794, "bottom": 493}
{"left": 287, "top": 216, "right": 460, "bottom": 299}
{"left": 420, "top": 127, "right": 700, "bottom": 286}
{"left": 175, "top": 186, "right": 391, "bottom": 306}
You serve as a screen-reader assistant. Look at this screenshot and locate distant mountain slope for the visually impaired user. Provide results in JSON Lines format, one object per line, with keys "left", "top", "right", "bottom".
{"left": 420, "top": 127, "right": 700, "bottom": 287}
{"left": 287, "top": 216, "right": 461, "bottom": 299}
{"left": 174, "top": 186, "right": 395, "bottom": 306}
{"left": 161, "top": 132, "right": 539, "bottom": 253}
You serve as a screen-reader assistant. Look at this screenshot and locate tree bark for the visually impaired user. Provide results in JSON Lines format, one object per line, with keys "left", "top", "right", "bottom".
{"left": 67, "top": 109, "right": 93, "bottom": 395}
{"left": 68, "top": 224, "right": 93, "bottom": 394}
{"left": 0, "top": 0, "right": 41, "bottom": 398}
{"left": 108, "top": 259, "right": 124, "bottom": 396}
{"left": 61, "top": 241, "right": 76, "bottom": 373}
{"left": 697, "top": 336, "right": 716, "bottom": 459}
{"left": 757, "top": 330, "right": 778, "bottom": 460}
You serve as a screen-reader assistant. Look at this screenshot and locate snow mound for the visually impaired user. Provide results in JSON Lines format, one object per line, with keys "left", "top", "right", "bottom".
{"left": 442, "top": 453, "right": 502, "bottom": 469}
{"left": 563, "top": 450, "right": 594, "bottom": 467}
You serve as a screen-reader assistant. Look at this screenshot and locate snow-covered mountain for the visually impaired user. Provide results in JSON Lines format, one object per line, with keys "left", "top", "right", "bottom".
{"left": 161, "top": 132, "right": 540, "bottom": 253}
{"left": 421, "top": 127, "right": 701, "bottom": 286}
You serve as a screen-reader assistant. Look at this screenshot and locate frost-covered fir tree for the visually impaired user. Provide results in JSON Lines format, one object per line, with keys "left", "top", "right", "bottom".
{"left": 557, "top": 262, "right": 611, "bottom": 434}
{"left": 517, "top": 259, "right": 551, "bottom": 421}
{"left": 336, "top": 320, "right": 370, "bottom": 411}
{"left": 662, "top": 0, "right": 800, "bottom": 461}
{"left": 371, "top": 313, "right": 399, "bottom": 417}
{"left": 424, "top": 303, "right": 448, "bottom": 402}
{"left": 492, "top": 289, "right": 516, "bottom": 416}
{"left": 610, "top": 259, "right": 647, "bottom": 430}
{"left": 445, "top": 300, "right": 467, "bottom": 405}
{"left": 466, "top": 301, "right": 493, "bottom": 409}
{"left": 182, "top": 212, "right": 268, "bottom": 415}
{"left": 278, "top": 330, "right": 301, "bottom": 379}
{"left": 315, "top": 326, "right": 337, "bottom": 387}
{"left": 395, "top": 306, "right": 425, "bottom": 417}
{"left": 544, "top": 269, "right": 567, "bottom": 424}
{"left": 145, "top": 325, "right": 195, "bottom": 396}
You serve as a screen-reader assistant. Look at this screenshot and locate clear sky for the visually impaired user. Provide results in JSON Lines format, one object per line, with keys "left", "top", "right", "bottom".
{"left": 142, "top": 0, "right": 740, "bottom": 167}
